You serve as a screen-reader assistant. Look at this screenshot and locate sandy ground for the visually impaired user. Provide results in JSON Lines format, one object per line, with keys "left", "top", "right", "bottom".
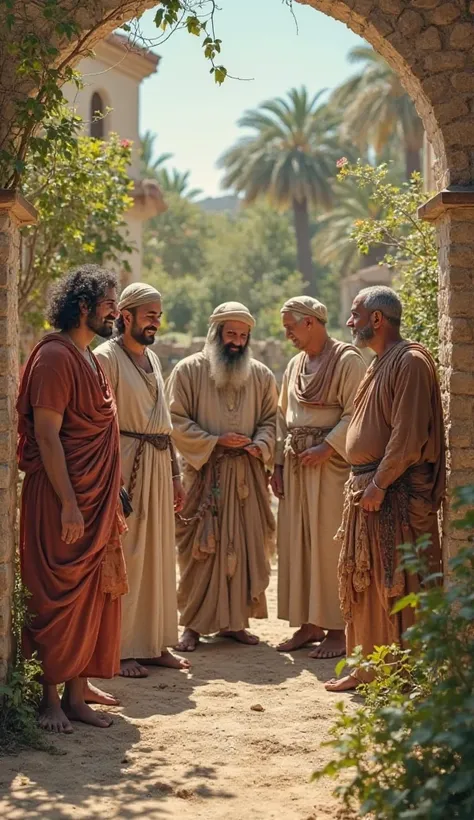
{"left": 0, "top": 566, "right": 356, "bottom": 820}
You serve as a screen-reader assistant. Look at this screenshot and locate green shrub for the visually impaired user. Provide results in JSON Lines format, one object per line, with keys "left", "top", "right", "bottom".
{"left": 313, "top": 486, "right": 474, "bottom": 819}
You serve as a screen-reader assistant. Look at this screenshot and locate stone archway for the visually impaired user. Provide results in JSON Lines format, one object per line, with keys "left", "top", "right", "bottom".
{"left": 1, "top": 0, "right": 474, "bottom": 678}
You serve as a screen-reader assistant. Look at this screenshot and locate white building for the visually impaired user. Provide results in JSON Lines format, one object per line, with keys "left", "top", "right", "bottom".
{"left": 63, "top": 33, "right": 166, "bottom": 285}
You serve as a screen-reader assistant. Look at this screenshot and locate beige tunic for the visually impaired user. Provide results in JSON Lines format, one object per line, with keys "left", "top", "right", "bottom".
{"left": 166, "top": 352, "right": 278, "bottom": 634}
{"left": 276, "top": 348, "right": 366, "bottom": 631}
{"left": 95, "top": 340, "right": 178, "bottom": 658}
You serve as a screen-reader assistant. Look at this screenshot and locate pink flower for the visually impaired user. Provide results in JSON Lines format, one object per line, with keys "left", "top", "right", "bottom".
{"left": 121, "top": 139, "right": 132, "bottom": 149}
{"left": 336, "top": 156, "right": 348, "bottom": 168}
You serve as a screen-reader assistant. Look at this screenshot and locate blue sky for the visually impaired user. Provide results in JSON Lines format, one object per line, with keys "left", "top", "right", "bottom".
{"left": 138, "top": 1, "right": 364, "bottom": 197}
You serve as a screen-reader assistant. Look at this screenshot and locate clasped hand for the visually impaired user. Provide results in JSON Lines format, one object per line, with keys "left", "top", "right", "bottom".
{"left": 217, "top": 432, "right": 261, "bottom": 459}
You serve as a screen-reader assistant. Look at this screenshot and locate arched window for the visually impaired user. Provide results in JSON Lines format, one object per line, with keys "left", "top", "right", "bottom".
{"left": 90, "top": 92, "right": 106, "bottom": 139}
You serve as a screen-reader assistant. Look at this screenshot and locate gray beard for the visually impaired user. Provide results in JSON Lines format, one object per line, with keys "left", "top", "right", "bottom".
{"left": 204, "top": 337, "right": 252, "bottom": 390}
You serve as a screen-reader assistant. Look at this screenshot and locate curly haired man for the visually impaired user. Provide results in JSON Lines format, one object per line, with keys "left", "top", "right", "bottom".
{"left": 17, "top": 264, "right": 127, "bottom": 733}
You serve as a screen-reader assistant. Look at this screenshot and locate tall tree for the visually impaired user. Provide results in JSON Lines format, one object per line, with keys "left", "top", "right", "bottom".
{"left": 218, "top": 87, "right": 341, "bottom": 295}
{"left": 331, "top": 46, "right": 424, "bottom": 180}
{"left": 140, "top": 130, "right": 172, "bottom": 177}
{"left": 156, "top": 167, "right": 202, "bottom": 201}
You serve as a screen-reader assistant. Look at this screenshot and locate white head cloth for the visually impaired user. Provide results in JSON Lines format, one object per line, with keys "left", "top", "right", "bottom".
{"left": 281, "top": 295, "right": 328, "bottom": 324}
{"left": 208, "top": 301, "right": 256, "bottom": 329}
{"left": 118, "top": 282, "right": 162, "bottom": 311}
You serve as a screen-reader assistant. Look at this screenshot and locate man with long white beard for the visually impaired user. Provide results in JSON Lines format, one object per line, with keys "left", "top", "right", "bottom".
{"left": 166, "top": 302, "right": 278, "bottom": 652}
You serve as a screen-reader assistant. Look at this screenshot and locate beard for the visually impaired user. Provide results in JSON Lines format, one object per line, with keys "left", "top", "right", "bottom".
{"left": 351, "top": 323, "right": 375, "bottom": 348}
{"left": 87, "top": 311, "right": 115, "bottom": 339}
{"left": 204, "top": 332, "right": 251, "bottom": 390}
{"left": 131, "top": 320, "right": 157, "bottom": 346}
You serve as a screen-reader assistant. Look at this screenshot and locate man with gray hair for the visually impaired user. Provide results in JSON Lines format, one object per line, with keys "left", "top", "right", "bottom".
{"left": 272, "top": 296, "right": 366, "bottom": 659}
{"left": 166, "top": 301, "right": 278, "bottom": 651}
{"left": 325, "top": 286, "right": 445, "bottom": 692}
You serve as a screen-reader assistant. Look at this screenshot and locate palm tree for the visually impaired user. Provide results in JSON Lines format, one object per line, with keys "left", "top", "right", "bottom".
{"left": 331, "top": 46, "right": 424, "bottom": 180}
{"left": 218, "top": 87, "right": 342, "bottom": 294}
{"left": 140, "top": 130, "right": 172, "bottom": 178}
{"left": 316, "top": 177, "right": 386, "bottom": 276}
{"left": 156, "top": 167, "right": 202, "bottom": 201}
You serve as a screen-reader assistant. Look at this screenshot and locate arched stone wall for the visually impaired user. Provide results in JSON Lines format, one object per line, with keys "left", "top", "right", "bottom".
{"left": 1, "top": 0, "right": 474, "bottom": 678}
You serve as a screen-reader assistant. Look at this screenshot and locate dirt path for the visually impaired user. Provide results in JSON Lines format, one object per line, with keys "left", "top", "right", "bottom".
{"left": 0, "top": 568, "right": 351, "bottom": 820}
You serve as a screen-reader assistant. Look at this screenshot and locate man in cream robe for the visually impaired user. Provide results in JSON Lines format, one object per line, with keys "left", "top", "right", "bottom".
{"left": 272, "top": 296, "right": 366, "bottom": 659}
{"left": 96, "top": 283, "right": 189, "bottom": 677}
{"left": 166, "top": 302, "right": 278, "bottom": 652}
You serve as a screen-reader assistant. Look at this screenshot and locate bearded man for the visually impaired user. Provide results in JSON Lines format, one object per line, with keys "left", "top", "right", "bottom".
{"left": 17, "top": 265, "right": 127, "bottom": 733}
{"left": 165, "top": 302, "right": 278, "bottom": 652}
{"left": 272, "top": 297, "right": 366, "bottom": 659}
{"left": 95, "top": 283, "right": 189, "bottom": 678}
{"left": 325, "top": 286, "right": 445, "bottom": 693}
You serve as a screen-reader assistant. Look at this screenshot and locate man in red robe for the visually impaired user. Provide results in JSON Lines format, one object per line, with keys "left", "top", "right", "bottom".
{"left": 17, "top": 264, "right": 127, "bottom": 733}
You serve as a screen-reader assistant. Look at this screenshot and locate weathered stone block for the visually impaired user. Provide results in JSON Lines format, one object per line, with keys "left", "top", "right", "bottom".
{"left": 425, "top": 52, "right": 466, "bottom": 73}
{"left": 418, "top": 25, "right": 442, "bottom": 51}
{"left": 444, "top": 119, "right": 474, "bottom": 147}
{"left": 450, "top": 343, "right": 474, "bottom": 371}
{"left": 451, "top": 73, "right": 474, "bottom": 93}
{"left": 436, "top": 100, "right": 469, "bottom": 125}
{"left": 448, "top": 395, "right": 474, "bottom": 420}
{"left": 398, "top": 9, "right": 424, "bottom": 36}
{"left": 445, "top": 290, "right": 474, "bottom": 317}
{"left": 412, "top": 0, "right": 442, "bottom": 7}
{"left": 447, "top": 246, "right": 474, "bottom": 269}
{"left": 422, "top": 73, "right": 452, "bottom": 101}
{"left": 450, "top": 23, "right": 474, "bottom": 51}
{"left": 450, "top": 447, "right": 474, "bottom": 471}
{"left": 449, "top": 219, "right": 474, "bottom": 241}
{"left": 449, "top": 371, "right": 474, "bottom": 396}
{"left": 430, "top": 2, "right": 461, "bottom": 25}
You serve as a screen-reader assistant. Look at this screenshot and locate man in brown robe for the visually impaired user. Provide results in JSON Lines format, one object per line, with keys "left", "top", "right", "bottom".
{"left": 325, "top": 286, "right": 445, "bottom": 692}
{"left": 273, "top": 296, "right": 366, "bottom": 659}
{"left": 17, "top": 264, "right": 127, "bottom": 732}
{"left": 166, "top": 302, "right": 278, "bottom": 651}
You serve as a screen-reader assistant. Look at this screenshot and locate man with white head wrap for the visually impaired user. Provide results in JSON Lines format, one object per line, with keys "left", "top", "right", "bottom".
{"left": 166, "top": 301, "right": 278, "bottom": 651}
{"left": 95, "top": 282, "right": 190, "bottom": 677}
{"left": 272, "top": 296, "right": 366, "bottom": 659}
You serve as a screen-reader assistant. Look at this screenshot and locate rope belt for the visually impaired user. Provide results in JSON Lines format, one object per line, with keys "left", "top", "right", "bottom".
{"left": 286, "top": 425, "right": 333, "bottom": 457}
{"left": 351, "top": 460, "right": 381, "bottom": 476}
{"left": 120, "top": 432, "right": 171, "bottom": 503}
{"left": 120, "top": 431, "right": 171, "bottom": 450}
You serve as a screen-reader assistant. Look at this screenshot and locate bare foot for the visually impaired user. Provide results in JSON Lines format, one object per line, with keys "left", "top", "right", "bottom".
{"left": 324, "top": 675, "right": 359, "bottom": 693}
{"left": 218, "top": 629, "right": 259, "bottom": 645}
{"left": 138, "top": 650, "right": 191, "bottom": 670}
{"left": 62, "top": 698, "right": 114, "bottom": 728}
{"left": 308, "top": 633, "right": 346, "bottom": 660}
{"left": 84, "top": 679, "right": 120, "bottom": 706}
{"left": 119, "top": 658, "right": 149, "bottom": 678}
{"left": 175, "top": 629, "right": 200, "bottom": 652}
{"left": 39, "top": 702, "right": 73, "bottom": 734}
{"left": 277, "top": 624, "right": 325, "bottom": 652}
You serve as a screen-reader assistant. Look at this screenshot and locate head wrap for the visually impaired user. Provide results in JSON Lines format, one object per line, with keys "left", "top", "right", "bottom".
{"left": 118, "top": 282, "right": 162, "bottom": 312}
{"left": 280, "top": 295, "right": 328, "bottom": 324}
{"left": 208, "top": 301, "right": 256, "bottom": 329}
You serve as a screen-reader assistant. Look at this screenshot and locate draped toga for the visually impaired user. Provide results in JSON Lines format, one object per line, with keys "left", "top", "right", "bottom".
{"left": 17, "top": 335, "right": 126, "bottom": 684}
{"left": 95, "top": 340, "right": 179, "bottom": 658}
{"left": 166, "top": 352, "right": 278, "bottom": 635}
{"left": 276, "top": 341, "right": 366, "bottom": 630}
{"left": 339, "top": 341, "right": 446, "bottom": 678}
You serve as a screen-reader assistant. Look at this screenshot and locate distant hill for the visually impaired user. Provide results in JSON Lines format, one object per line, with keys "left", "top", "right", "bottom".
{"left": 196, "top": 194, "right": 242, "bottom": 214}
